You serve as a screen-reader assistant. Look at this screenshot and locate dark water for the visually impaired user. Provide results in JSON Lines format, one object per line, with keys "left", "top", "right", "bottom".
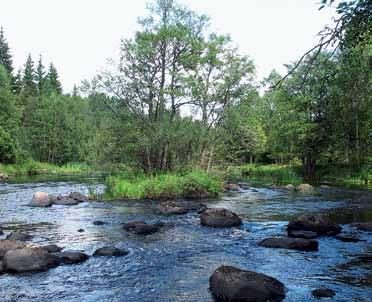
{"left": 0, "top": 176, "right": 371, "bottom": 302}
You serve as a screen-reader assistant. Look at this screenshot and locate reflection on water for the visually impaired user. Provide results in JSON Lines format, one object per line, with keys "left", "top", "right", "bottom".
{"left": 0, "top": 176, "right": 371, "bottom": 302}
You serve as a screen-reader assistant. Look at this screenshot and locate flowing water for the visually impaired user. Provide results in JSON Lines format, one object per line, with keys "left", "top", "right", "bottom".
{"left": 0, "top": 175, "right": 371, "bottom": 302}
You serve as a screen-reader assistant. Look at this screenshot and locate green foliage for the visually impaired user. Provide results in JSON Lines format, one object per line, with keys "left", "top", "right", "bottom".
{"left": 225, "top": 164, "right": 303, "bottom": 185}
{"left": 105, "top": 170, "right": 222, "bottom": 200}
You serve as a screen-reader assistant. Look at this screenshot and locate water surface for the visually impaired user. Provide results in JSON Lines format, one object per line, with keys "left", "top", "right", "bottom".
{"left": 0, "top": 176, "right": 371, "bottom": 302}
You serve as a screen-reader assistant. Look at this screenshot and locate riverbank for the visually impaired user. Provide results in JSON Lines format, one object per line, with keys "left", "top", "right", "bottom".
{"left": 225, "top": 164, "right": 372, "bottom": 190}
{"left": 0, "top": 161, "right": 93, "bottom": 177}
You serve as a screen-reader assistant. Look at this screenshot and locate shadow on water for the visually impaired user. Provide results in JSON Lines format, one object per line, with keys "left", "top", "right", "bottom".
{"left": 0, "top": 175, "right": 371, "bottom": 302}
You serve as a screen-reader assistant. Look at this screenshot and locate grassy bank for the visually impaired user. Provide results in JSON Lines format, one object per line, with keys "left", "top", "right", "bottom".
{"left": 0, "top": 161, "right": 93, "bottom": 176}
{"left": 105, "top": 170, "right": 222, "bottom": 200}
{"left": 224, "top": 164, "right": 371, "bottom": 189}
{"left": 225, "top": 164, "right": 303, "bottom": 186}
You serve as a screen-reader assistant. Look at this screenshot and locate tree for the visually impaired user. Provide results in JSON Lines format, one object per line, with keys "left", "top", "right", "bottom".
{"left": 45, "top": 63, "right": 62, "bottom": 95}
{"left": 0, "top": 27, "right": 13, "bottom": 75}
{"left": 22, "top": 54, "right": 37, "bottom": 97}
{"left": 36, "top": 55, "right": 46, "bottom": 95}
{"left": 0, "top": 65, "right": 20, "bottom": 163}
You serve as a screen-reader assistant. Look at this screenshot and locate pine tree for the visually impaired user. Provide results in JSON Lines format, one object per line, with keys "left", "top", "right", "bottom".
{"left": 0, "top": 27, "right": 13, "bottom": 75}
{"left": 46, "top": 63, "right": 62, "bottom": 95}
{"left": 36, "top": 54, "right": 46, "bottom": 95}
{"left": 22, "top": 54, "right": 37, "bottom": 97}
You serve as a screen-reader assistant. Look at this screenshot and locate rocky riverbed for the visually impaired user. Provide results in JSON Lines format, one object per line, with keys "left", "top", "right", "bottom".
{"left": 0, "top": 175, "right": 371, "bottom": 301}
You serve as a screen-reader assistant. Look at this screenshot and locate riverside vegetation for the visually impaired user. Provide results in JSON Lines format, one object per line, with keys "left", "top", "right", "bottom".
{"left": 0, "top": 0, "right": 371, "bottom": 195}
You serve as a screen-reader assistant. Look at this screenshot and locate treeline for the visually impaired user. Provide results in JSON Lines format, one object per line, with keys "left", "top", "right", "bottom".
{"left": 0, "top": 0, "right": 371, "bottom": 180}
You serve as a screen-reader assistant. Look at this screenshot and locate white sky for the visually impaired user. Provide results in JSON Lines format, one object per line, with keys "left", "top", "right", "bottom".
{"left": 0, "top": 0, "right": 337, "bottom": 92}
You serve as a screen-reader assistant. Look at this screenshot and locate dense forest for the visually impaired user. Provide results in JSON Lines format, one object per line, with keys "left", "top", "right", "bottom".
{"left": 0, "top": 0, "right": 371, "bottom": 185}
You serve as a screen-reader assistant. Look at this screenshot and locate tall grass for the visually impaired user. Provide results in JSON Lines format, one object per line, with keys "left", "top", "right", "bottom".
{"left": 225, "top": 164, "right": 303, "bottom": 185}
{"left": 105, "top": 170, "right": 222, "bottom": 200}
{"left": 0, "top": 160, "right": 92, "bottom": 176}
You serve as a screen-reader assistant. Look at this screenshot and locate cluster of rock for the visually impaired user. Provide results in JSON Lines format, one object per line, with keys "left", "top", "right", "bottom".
{"left": 29, "top": 191, "right": 88, "bottom": 207}
{"left": 0, "top": 240, "right": 128, "bottom": 274}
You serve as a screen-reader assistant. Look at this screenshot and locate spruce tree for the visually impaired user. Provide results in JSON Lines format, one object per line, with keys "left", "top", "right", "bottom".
{"left": 22, "top": 54, "right": 37, "bottom": 97}
{"left": 36, "top": 55, "right": 46, "bottom": 95}
{"left": 13, "top": 69, "right": 22, "bottom": 94}
{"left": 46, "top": 63, "right": 62, "bottom": 95}
{"left": 0, "top": 27, "right": 13, "bottom": 75}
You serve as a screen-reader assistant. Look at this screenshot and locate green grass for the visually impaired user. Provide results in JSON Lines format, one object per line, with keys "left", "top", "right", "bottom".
{"left": 105, "top": 170, "right": 222, "bottom": 200}
{"left": 225, "top": 164, "right": 303, "bottom": 186}
{"left": 0, "top": 160, "right": 92, "bottom": 176}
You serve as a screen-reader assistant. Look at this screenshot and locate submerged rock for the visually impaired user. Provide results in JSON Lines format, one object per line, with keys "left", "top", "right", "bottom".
{"left": 29, "top": 191, "right": 52, "bottom": 207}
{"left": 3, "top": 247, "right": 60, "bottom": 273}
{"left": 93, "top": 220, "right": 107, "bottom": 226}
{"left": 210, "top": 266, "right": 286, "bottom": 302}
{"left": 224, "top": 182, "right": 240, "bottom": 192}
{"left": 0, "top": 228, "right": 3, "bottom": 236}
{"left": 312, "top": 288, "right": 335, "bottom": 298}
{"left": 335, "top": 234, "right": 361, "bottom": 242}
{"left": 69, "top": 192, "right": 88, "bottom": 202}
{"left": 296, "top": 184, "right": 314, "bottom": 193}
{"left": 0, "top": 240, "right": 28, "bottom": 258}
{"left": 259, "top": 237, "right": 318, "bottom": 251}
{"left": 288, "top": 230, "right": 318, "bottom": 239}
{"left": 157, "top": 201, "right": 189, "bottom": 215}
{"left": 287, "top": 213, "right": 342, "bottom": 236}
{"left": 53, "top": 197, "right": 79, "bottom": 206}
{"left": 41, "top": 244, "right": 63, "bottom": 253}
{"left": 352, "top": 222, "right": 372, "bottom": 232}
{"left": 93, "top": 247, "right": 128, "bottom": 257}
{"left": 77, "top": 229, "right": 85, "bottom": 233}
{"left": 6, "top": 232, "right": 32, "bottom": 242}
{"left": 53, "top": 251, "right": 88, "bottom": 264}
{"left": 200, "top": 208, "right": 242, "bottom": 228}
{"left": 122, "top": 221, "right": 163, "bottom": 235}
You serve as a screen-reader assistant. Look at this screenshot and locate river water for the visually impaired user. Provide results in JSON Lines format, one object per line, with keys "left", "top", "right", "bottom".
{"left": 0, "top": 175, "right": 371, "bottom": 302}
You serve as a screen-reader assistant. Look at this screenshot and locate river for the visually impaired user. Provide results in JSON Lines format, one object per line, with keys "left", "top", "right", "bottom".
{"left": 0, "top": 175, "right": 371, "bottom": 302}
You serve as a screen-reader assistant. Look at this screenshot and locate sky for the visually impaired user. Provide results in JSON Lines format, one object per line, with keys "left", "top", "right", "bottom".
{"left": 0, "top": 0, "right": 337, "bottom": 92}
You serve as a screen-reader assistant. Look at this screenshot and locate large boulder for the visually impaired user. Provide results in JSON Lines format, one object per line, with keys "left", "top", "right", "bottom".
{"left": 122, "top": 221, "right": 163, "bottom": 235}
{"left": 29, "top": 191, "right": 52, "bottom": 207}
{"left": 296, "top": 184, "right": 314, "bottom": 194}
{"left": 200, "top": 208, "right": 242, "bottom": 228}
{"left": 53, "top": 251, "right": 88, "bottom": 264}
{"left": 0, "top": 260, "right": 3, "bottom": 274}
{"left": 69, "top": 192, "right": 88, "bottom": 202}
{"left": 287, "top": 213, "right": 341, "bottom": 236}
{"left": 210, "top": 266, "right": 286, "bottom": 302}
{"left": 93, "top": 247, "right": 128, "bottom": 257}
{"left": 284, "top": 184, "right": 295, "bottom": 191}
{"left": 157, "top": 201, "right": 189, "bottom": 215}
{"left": 6, "top": 231, "right": 32, "bottom": 242}
{"left": 258, "top": 237, "right": 318, "bottom": 251}
{"left": 0, "top": 240, "right": 28, "bottom": 258}
{"left": 3, "top": 247, "right": 60, "bottom": 273}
